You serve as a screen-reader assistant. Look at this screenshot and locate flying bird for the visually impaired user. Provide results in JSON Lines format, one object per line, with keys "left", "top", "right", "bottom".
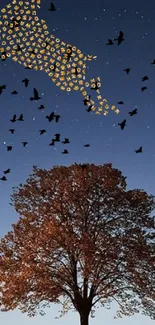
{"left": 30, "top": 49, "right": 36, "bottom": 55}
{"left": 74, "top": 67, "right": 78, "bottom": 76}
{"left": 54, "top": 114, "right": 61, "bottom": 123}
{"left": 118, "top": 119, "right": 126, "bottom": 130}
{"left": 141, "top": 87, "right": 147, "bottom": 92}
{"left": 30, "top": 88, "right": 41, "bottom": 101}
{"left": 3, "top": 168, "right": 10, "bottom": 174}
{"left": 25, "top": 66, "right": 32, "bottom": 69}
{"left": 48, "top": 2, "right": 56, "bottom": 11}
{"left": 15, "top": 44, "right": 22, "bottom": 52}
{"left": 22, "top": 142, "right": 28, "bottom": 147}
{"left": 9, "top": 129, "right": 15, "bottom": 134}
{"left": 86, "top": 105, "right": 93, "bottom": 112}
{"left": 38, "top": 104, "right": 45, "bottom": 110}
{"left": 83, "top": 144, "right": 90, "bottom": 147}
{"left": 0, "top": 176, "right": 7, "bottom": 181}
{"left": 11, "top": 90, "right": 18, "bottom": 95}
{"left": 39, "top": 129, "right": 46, "bottom": 135}
{"left": 123, "top": 68, "right": 130, "bottom": 74}
{"left": 83, "top": 95, "right": 91, "bottom": 106}
{"left": 135, "top": 146, "right": 142, "bottom": 153}
{"left": 22, "top": 78, "right": 29, "bottom": 87}
{"left": 0, "top": 85, "right": 6, "bottom": 95}
{"left": 106, "top": 39, "right": 114, "bottom": 45}
{"left": 51, "top": 63, "right": 56, "bottom": 71}
{"left": 7, "top": 146, "right": 12, "bottom": 151}
{"left": 49, "top": 139, "right": 55, "bottom": 146}
{"left": 54, "top": 133, "right": 60, "bottom": 142}
{"left": 151, "top": 59, "right": 155, "bottom": 65}
{"left": 117, "top": 101, "right": 124, "bottom": 104}
{"left": 91, "top": 81, "right": 100, "bottom": 90}
{"left": 18, "top": 114, "right": 24, "bottom": 121}
{"left": 129, "top": 108, "right": 137, "bottom": 116}
{"left": 141, "top": 76, "right": 149, "bottom": 82}
{"left": 62, "top": 149, "right": 68, "bottom": 154}
{"left": 10, "top": 114, "right": 17, "bottom": 122}
{"left": 114, "top": 31, "right": 124, "bottom": 45}
{"left": 61, "top": 138, "right": 70, "bottom": 144}
{"left": 0, "top": 51, "right": 7, "bottom": 61}
{"left": 46, "top": 112, "right": 55, "bottom": 122}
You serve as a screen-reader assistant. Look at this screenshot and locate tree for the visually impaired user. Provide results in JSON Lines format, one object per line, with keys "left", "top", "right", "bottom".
{"left": 0, "top": 162, "right": 155, "bottom": 325}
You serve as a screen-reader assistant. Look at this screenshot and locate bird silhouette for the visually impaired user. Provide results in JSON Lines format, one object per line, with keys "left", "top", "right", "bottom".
{"left": 62, "top": 149, "right": 68, "bottom": 154}
{"left": 117, "top": 101, "right": 124, "bottom": 104}
{"left": 106, "top": 39, "right": 114, "bottom": 45}
{"left": 83, "top": 95, "right": 91, "bottom": 106}
{"left": 118, "top": 119, "right": 126, "bottom": 130}
{"left": 0, "top": 176, "right": 7, "bottom": 181}
{"left": 0, "top": 51, "right": 7, "bottom": 61}
{"left": 61, "top": 138, "right": 70, "bottom": 144}
{"left": 114, "top": 31, "right": 124, "bottom": 45}
{"left": 18, "top": 114, "right": 24, "bottom": 121}
{"left": 83, "top": 144, "right": 90, "bottom": 147}
{"left": 3, "top": 168, "right": 10, "bottom": 174}
{"left": 39, "top": 129, "right": 46, "bottom": 135}
{"left": 38, "top": 104, "right": 45, "bottom": 110}
{"left": 10, "top": 114, "right": 17, "bottom": 122}
{"left": 55, "top": 114, "right": 61, "bottom": 123}
{"left": 11, "top": 90, "right": 18, "bottom": 95}
{"left": 30, "top": 88, "right": 41, "bottom": 101}
{"left": 10, "top": 17, "right": 21, "bottom": 30}
{"left": 22, "top": 78, "right": 29, "bottom": 87}
{"left": 54, "top": 133, "right": 60, "bottom": 142}
{"left": 49, "top": 139, "right": 55, "bottom": 146}
{"left": 86, "top": 105, "right": 93, "bottom": 112}
{"left": 7, "top": 146, "right": 12, "bottom": 151}
{"left": 25, "top": 66, "right": 32, "bottom": 69}
{"left": 0, "top": 85, "right": 6, "bottom": 95}
{"left": 123, "top": 68, "right": 130, "bottom": 74}
{"left": 151, "top": 59, "right": 155, "bottom": 65}
{"left": 48, "top": 2, "right": 56, "bottom": 11}
{"left": 9, "top": 129, "right": 15, "bottom": 134}
{"left": 15, "top": 44, "right": 22, "bottom": 52}
{"left": 74, "top": 67, "right": 78, "bottom": 76}
{"left": 46, "top": 112, "right": 55, "bottom": 122}
{"left": 141, "top": 76, "right": 149, "bottom": 82}
{"left": 141, "top": 87, "right": 147, "bottom": 92}
{"left": 30, "top": 49, "right": 36, "bottom": 55}
{"left": 22, "top": 142, "right": 28, "bottom": 147}
{"left": 51, "top": 63, "right": 56, "bottom": 71}
{"left": 135, "top": 146, "right": 142, "bottom": 153}
{"left": 45, "top": 41, "right": 50, "bottom": 48}
{"left": 129, "top": 108, "right": 137, "bottom": 116}
{"left": 91, "top": 81, "right": 100, "bottom": 90}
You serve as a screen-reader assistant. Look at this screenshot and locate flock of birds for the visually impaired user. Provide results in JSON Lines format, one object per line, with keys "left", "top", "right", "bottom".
{"left": 0, "top": 2, "right": 154, "bottom": 181}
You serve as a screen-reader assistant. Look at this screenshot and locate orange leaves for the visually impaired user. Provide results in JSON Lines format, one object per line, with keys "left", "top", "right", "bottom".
{"left": 0, "top": 163, "right": 155, "bottom": 321}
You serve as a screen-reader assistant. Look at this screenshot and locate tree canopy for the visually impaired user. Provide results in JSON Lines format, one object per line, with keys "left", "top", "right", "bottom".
{"left": 0, "top": 162, "right": 155, "bottom": 325}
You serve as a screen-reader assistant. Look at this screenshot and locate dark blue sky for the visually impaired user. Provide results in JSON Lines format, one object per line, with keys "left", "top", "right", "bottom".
{"left": 0, "top": 0, "right": 155, "bottom": 324}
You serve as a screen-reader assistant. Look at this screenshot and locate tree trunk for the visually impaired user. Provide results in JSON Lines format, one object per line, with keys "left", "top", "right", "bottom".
{"left": 79, "top": 311, "right": 89, "bottom": 325}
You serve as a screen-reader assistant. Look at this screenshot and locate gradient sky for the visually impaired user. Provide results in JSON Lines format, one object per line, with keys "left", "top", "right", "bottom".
{"left": 0, "top": 0, "right": 155, "bottom": 324}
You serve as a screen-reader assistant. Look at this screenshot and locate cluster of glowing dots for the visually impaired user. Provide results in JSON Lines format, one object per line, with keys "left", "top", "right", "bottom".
{"left": 0, "top": 0, "right": 120, "bottom": 116}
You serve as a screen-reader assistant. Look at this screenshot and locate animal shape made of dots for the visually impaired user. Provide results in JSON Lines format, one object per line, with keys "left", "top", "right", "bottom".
{"left": 0, "top": 0, "right": 120, "bottom": 116}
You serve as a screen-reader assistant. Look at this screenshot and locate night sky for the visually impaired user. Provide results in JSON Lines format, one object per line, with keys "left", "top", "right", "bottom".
{"left": 0, "top": 0, "right": 155, "bottom": 324}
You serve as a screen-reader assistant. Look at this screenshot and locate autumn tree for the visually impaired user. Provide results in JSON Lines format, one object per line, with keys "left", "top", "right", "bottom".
{"left": 0, "top": 163, "right": 155, "bottom": 325}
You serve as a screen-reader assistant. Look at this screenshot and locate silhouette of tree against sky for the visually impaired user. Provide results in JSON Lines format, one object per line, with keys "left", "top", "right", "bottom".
{"left": 0, "top": 163, "right": 155, "bottom": 325}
